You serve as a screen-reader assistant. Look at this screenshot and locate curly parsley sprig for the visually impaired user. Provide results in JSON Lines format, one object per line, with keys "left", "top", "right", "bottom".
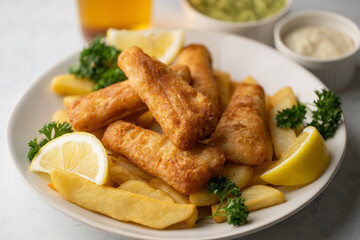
{"left": 276, "top": 89, "right": 342, "bottom": 140}
{"left": 27, "top": 121, "right": 73, "bottom": 161}
{"left": 276, "top": 103, "right": 307, "bottom": 129}
{"left": 196, "top": 176, "right": 249, "bottom": 226}
{"left": 69, "top": 36, "right": 127, "bottom": 90}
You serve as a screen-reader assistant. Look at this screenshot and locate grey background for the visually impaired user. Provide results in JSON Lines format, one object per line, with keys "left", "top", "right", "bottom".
{"left": 0, "top": 0, "right": 359, "bottom": 239}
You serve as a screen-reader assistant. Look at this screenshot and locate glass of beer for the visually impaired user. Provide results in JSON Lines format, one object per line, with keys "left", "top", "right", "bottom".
{"left": 77, "top": 0, "right": 152, "bottom": 41}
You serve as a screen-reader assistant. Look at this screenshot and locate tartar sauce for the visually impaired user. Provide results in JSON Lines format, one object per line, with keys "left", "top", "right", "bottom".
{"left": 284, "top": 25, "right": 354, "bottom": 59}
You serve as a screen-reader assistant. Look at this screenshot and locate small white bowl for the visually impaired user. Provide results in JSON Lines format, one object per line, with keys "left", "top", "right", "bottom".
{"left": 181, "top": 0, "right": 292, "bottom": 45}
{"left": 274, "top": 11, "right": 360, "bottom": 92}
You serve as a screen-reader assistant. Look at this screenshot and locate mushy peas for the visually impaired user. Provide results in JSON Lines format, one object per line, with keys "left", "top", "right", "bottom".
{"left": 189, "top": 0, "right": 286, "bottom": 22}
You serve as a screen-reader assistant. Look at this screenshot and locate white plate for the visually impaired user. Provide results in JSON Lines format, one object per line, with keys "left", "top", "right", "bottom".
{"left": 7, "top": 30, "right": 346, "bottom": 240}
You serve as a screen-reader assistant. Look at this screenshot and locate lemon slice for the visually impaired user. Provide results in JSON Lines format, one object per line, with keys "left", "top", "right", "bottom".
{"left": 29, "top": 132, "right": 109, "bottom": 185}
{"left": 260, "top": 126, "right": 330, "bottom": 185}
{"left": 106, "top": 29, "right": 184, "bottom": 64}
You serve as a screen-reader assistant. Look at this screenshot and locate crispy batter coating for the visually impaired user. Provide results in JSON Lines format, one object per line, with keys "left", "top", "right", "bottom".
{"left": 102, "top": 121, "right": 226, "bottom": 195}
{"left": 177, "top": 44, "right": 220, "bottom": 111}
{"left": 67, "top": 81, "right": 147, "bottom": 131}
{"left": 209, "top": 83, "right": 267, "bottom": 166}
{"left": 169, "top": 64, "right": 192, "bottom": 85}
{"left": 118, "top": 46, "right": 219, "bottom": 150}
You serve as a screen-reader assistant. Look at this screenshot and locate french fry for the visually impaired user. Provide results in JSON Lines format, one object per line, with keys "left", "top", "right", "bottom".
{"left": 184, "top": 208, "right": 198, "bottom": 228}
{"left": 63, "top": 95, "right": 83, "bottom": 107}
{"left": 149, "top": 178, "right": 198, "bottom": 228}
{"left": 148, "top": 178, "right": 189, "bottom": 204}
{"left": 119, "top": 180, "right": 174, "bottom": 203}
{"left": 272, "top": 87, "right": 297, "bottom": 106}
{"left": 242, "top": 185, "right": 285, "bottom": 211}
{"left": 189, "top": 187, "right": 218, "bottom": 206}
{"left": 211, "top": 203, "right": 227, "bottom": 223}
{"left": 51, "top": 74, "right": 94, "bottom": 95}
{"left": 268, "top": 87, "right": 302, "bottom": 159}
{"left": 50, "top": 168, "right": 195, "bottom": 229}
{"left": 214, "top": 69, "right": 231, "bottom": 111}
{"left": 220, "top": 163, "right": 253, "bottom": 189}
{"left": 52, "top": 109, "right": 69, "bottom": 123}
{"left": 135, "top": 111, "right": 154, "bottom": 129}
{"left": 211, "top": 182, "right": 286, "bottom": 222}
{"left": 269, "top": 99, "right": 297, "bottom": 159}
{"left": 108, "top": 155, "right": 152, "bottom": 185}
{"left": 246, "top": 161, "right": 273, "bottom": 187}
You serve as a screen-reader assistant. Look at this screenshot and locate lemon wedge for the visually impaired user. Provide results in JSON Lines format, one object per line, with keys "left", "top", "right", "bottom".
{"left": 29, "top": 132, "right": 109, "bottom": 185}
{"left": 106, "top": 29, "right": 184, "bottom": 64}
{"left": 260, "top": 126, "right": 330, "bottom": 185}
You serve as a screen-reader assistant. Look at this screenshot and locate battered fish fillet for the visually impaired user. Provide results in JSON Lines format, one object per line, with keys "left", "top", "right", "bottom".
{"left": 102, "top": 121, "right": 226, "bottom": 195}
{"left": 177, "top": 44, "right": 221, "bottom": 111}
{"left": 169, "top": 64, "right": 192, "bottom": 85}
{"left": 68, "top": 80, "right": 146, "bottom": 131}
{"left": 67, "top": 65, "right": 193, "bottom": 132}
{"left": 209, "top": 83, "right": 267, "bottom": 166}
{"left": 118, "top": 46, "right": 219, "bottom": 150}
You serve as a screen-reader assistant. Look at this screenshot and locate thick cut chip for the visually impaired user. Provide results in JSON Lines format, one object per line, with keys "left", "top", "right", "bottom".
{"left": 189, "top": 187, "right": 219, "bottom": 207}
{"left": 119, "top": 180, "right": 174, "bottom": 203}
{"left": 108, "top": 155, "right": 152, "bottom": 185}
{"left": 51, "top": 74, "right": 94, "bottom": 95}
{"left": 242, "top": 185, "right": 285, "bottom": 211}
{"left": 50, "top": 169, "right": 195, "bottom": 229}
{"left": 220, "top": 163, "right": 254, "bottom": 189}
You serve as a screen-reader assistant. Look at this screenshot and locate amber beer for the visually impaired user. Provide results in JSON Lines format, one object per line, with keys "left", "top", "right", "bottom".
{"left": 77, "top": 0, "right": 152, "bottom": 41}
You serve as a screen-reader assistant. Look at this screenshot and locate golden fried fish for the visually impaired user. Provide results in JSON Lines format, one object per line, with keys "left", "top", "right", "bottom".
{"left": 169, "top": 64, "right": 192, "bottom": 85}
{"left": 177, "top": 44, "right": 220, "bottom": 111}
{"left": 118, "top": 46, "right": 219, "bottom": 150}
{"left": 209, "top": 83, "right": 267, "bottom": 166}
{"left": 102, "top": 120, "right": 226, "bottom": 195}
{"left": 67, "top": 80, "right": 146, "bottom": 131}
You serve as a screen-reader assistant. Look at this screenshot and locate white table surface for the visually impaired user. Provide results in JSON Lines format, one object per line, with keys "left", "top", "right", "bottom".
{"left": 1, "top": 0, "right": 359, "bottom": 239}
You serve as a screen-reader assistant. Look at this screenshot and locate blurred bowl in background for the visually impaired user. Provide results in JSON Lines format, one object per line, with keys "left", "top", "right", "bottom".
{"left": 181, "top": 0, "right": 292, "bottom": 45}
{"left": 274, "top": 11, "right": 360, "bottom": 92}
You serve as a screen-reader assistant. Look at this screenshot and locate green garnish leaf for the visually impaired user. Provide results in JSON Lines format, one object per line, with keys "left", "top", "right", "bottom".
{"left": 92, "top": 67, "right": 127, "bottom": 91}
{"left": 276, "top": 88, "right": 342, "bottom": 140}
{"left": 309, "top": 89, "right": 342, "bottom": 140}
{"left": 197, "top": 176, "right": 249, "bottom": 227}
{"left": 70, "top": 35, "right": 127, "bottom": 90}
{"left": 27, "top": 121, "right": 73, "bottom": 161}
{"left": 224, "top": 197, "right": 248, "bottom": 226}
{"left": 276, "top": 103, "right": 307, "bottom": 129}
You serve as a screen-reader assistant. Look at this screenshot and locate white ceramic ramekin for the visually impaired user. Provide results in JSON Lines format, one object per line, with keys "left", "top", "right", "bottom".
{"left": 274, "top": 11, "right": 360, "bottom": 92}
{"left": 181, "top": 0, "right": 292, "bottom": 45}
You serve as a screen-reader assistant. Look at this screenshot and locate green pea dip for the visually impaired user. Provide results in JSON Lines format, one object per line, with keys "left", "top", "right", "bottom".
{"left": 189, "top": 0, "right": 286, "bottom": 22}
